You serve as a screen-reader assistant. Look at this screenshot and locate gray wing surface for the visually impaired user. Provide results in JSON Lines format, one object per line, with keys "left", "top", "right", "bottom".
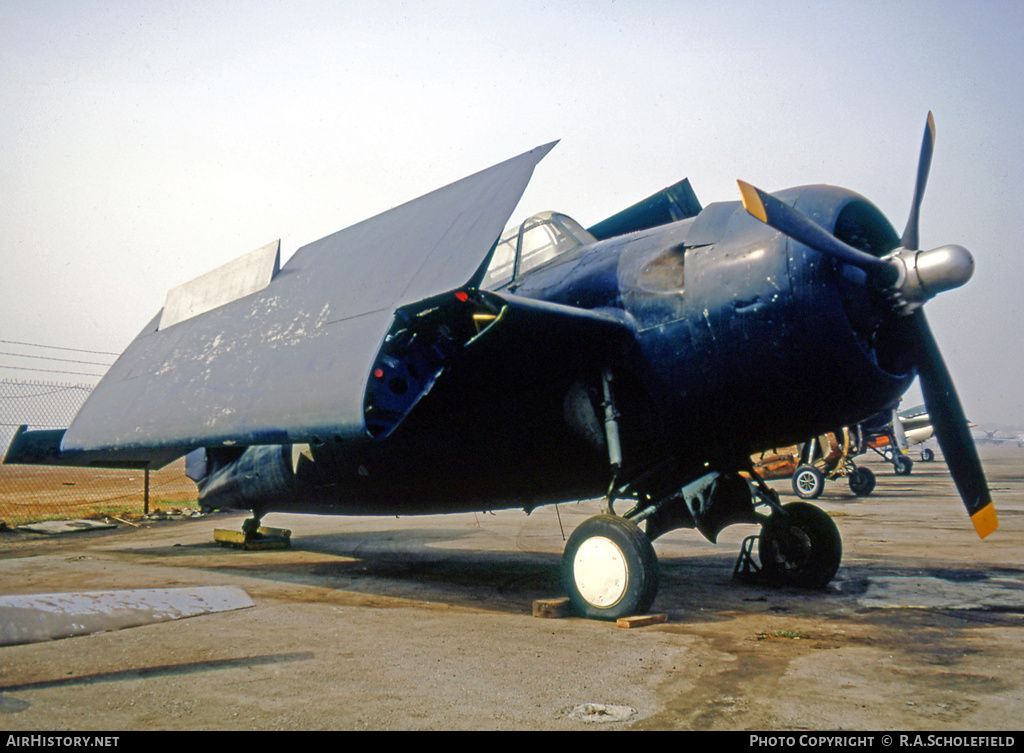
{"left": 57, "top": 143, "right": 557, "bottom": 463}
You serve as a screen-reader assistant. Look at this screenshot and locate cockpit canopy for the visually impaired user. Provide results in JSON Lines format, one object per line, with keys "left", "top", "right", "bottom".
{"left": 482, "top": 211, "right": 597, "bottom": 289}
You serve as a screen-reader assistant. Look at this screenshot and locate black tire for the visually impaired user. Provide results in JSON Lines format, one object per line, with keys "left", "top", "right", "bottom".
{"left": 921, "top": 448, "right": 935, "bottom": 462}
{"left": 562, "top": 514, "right": 659, "bottom": 620}
{"left": 758, "top": 502, "right": 842, "bottom": 589}
{"left": 792, "top": 464, "right": 825, "bottom": 499}
{"left": 893, "top": 453, "right": 913, "bottom": 475}
{"left": 848, "top": 466, "right": 876, "bottom": 496}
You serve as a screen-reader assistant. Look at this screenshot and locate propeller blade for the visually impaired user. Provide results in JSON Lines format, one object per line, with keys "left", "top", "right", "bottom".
{"left": 739, "top": 115, "right": 992, "bottom": 538}
{"left": 737, "top": 181, "right": 899, "bottom": 287}
{"left": 910, "top": 309, "right": 996, "bottom": 538}
{"left": 900, "top": 112, "right": 936, "bottom": 250}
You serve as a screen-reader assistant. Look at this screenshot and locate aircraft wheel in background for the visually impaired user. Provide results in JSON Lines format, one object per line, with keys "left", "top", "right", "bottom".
{"left": 758, "top": 502, "right": 842, "bottom": 589}
{"left": 921, "top": 448, "right": 935, "bottom": 462}
{"left": 562, "top": 514, "right": 658, "bottom": 620}
{"left": 848, "top": 466, "right": 876, "bottom": 496}
{"left": 792, "top": 464, "right": 825, "bottom": 499}
{"left": 893, "top": 454, "right": 913, "bottom": 475}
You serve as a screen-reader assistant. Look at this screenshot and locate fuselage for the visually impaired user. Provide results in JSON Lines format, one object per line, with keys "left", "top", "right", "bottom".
{"left": 194, "top": 185, "right": 916, "bottom": 518}
{"left": 507, "top": 185, "right": 914, "bottom": 460}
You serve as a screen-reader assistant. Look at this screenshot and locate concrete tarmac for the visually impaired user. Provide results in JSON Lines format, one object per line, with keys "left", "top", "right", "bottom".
{"left": 1, "top": 445, "right": 1022, "bottom": 730}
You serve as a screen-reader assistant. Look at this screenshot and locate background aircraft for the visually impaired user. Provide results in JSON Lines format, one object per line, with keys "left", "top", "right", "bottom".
{"left": 763, "top": 403, "right": 936, "bottom": 502}
{"left": 754, "top": 428, "right": 876, "bottom": 501}
{"left": 855, "top": 402, "right": 937, "bottom": 474}
{"left": 5, "top": 115, "right": 995, "bottom": 620}
{"left": 976, "top": 429, "right": 1024, "bottom": 447}
{"left": 893, "top": 404, "right": 938, "bottom": 461}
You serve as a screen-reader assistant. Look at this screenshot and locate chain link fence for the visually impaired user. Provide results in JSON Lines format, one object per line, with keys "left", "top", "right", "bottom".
{"left": 0, "top": 379, "right": 197, "bottom": 525}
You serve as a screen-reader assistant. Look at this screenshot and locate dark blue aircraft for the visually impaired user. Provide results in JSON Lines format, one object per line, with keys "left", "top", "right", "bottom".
{"left": 5, "top": 113, "right": 994, "bottom": 620}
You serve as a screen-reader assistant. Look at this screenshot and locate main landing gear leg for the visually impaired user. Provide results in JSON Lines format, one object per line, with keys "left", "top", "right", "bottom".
{"left": 599, "top": 366, "right": 623, "bottom": 516}
{"left": 563, "top": 368, "right": 660, "bottom": 620}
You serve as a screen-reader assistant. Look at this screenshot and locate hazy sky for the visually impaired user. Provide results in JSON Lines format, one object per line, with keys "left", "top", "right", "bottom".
{"left": 1, "top": 0, "right": 1022, "bottom": 425}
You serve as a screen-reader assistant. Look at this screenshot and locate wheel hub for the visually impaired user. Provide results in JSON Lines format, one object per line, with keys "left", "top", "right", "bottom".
{"left": 773, "top": 527, "right": 813, "bottom": 569}
{"left": 796, "top": 472, "right": 818, "bottom": 494}
{"left": 572, "top": 536, "right": 628, "bottom": 608}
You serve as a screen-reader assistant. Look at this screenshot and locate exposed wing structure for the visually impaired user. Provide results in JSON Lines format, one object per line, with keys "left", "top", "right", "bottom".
{"left": 363, "top": 288, "right": 636, "bottom": 441}
{"left": 44, "top": 143, "right": 555, "bottom": 467}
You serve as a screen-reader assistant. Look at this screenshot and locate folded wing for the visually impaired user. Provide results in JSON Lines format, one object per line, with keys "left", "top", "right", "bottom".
{"left": 45, "top": 143, "right": 556, "bottom": 466}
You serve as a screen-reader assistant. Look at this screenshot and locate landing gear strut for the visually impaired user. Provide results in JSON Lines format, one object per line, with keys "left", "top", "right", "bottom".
{"left": 563, "top": 369, "right": 661, "bottom": 619}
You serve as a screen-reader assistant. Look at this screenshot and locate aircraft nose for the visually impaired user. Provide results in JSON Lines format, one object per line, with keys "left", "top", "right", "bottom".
{"left": 885, "top": 243, "right": 974, "bottom": 315}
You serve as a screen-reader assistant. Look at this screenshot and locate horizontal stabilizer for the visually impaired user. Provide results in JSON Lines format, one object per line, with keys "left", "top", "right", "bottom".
{"left": 3, "top": 425, "right": 181, "bottom": 469}
{"left": 3, "top": 425, "right": 64, "bottom": 464}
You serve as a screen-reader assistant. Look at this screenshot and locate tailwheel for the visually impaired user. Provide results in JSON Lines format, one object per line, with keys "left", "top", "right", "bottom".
{"left": 758, "top": 502, "right": 841, "bottom": 589}
{"left": 562, "top": 514, "right": 659, "bottom": 620}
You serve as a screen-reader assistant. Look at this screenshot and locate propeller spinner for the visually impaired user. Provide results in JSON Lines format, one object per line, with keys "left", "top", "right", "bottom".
{"left": 738, "top": 113, "right": 996, "bottom": 538}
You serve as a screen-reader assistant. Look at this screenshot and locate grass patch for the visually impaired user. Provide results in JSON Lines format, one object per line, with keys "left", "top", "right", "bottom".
{"left": 757, "top": 629, "right": 805, "bottom": 640}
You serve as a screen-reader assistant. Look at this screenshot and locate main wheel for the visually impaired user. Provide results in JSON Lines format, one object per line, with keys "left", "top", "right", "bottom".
{"left": 921, "top": 448, "right": 935, "bottom": 462}
{"left": 893, "top": 454, "right": 913, "bottom": 475}
{"left": 792, "top": 464, "right": 825, "bottom": 499}
{"left": 758, "top": 502, "right": 842, "bottom": 589}
{"left": 848, "top": 466, "right": 876, "bottom": 496}
{"left": 562, "top": 514, "right": 659, "bottom": 620}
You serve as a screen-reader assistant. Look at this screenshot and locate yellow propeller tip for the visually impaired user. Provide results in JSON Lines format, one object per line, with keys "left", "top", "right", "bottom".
{"left": 971, "top": 502, "right": 998, "bottom": 539}
{"left": 737, "top": 180, "right": 767, "bottom": 223}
